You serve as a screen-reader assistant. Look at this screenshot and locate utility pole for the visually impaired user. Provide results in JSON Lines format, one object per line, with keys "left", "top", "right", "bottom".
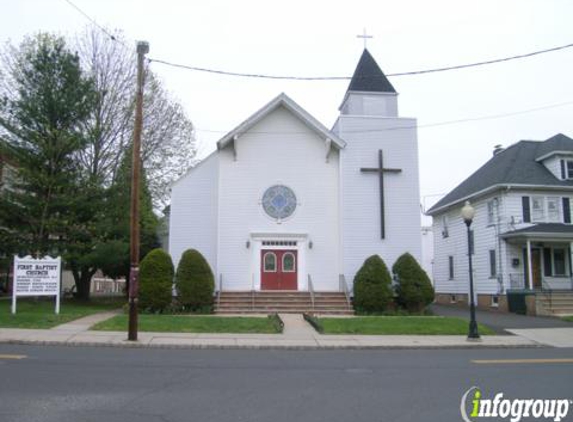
{"left": 128, "top": 40, "right": 149, "bottom": 341}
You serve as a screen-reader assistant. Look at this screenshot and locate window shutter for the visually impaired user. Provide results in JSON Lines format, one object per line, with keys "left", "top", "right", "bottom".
{"left": 543, "top": 248, "right": 552, "bottom": 277}
{"left": 563, "top": 198, "right": 571, "bottom": 223}
{"left": 561, "top": 160, "right": 566, "bottom": 180}
{"left": 522, "top": 196, "right": 531, "bottom": 223}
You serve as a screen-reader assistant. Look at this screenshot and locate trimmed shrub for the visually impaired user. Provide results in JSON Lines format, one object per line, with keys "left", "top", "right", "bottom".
{"left": 139, "top": 248, "right": 174, "bottom": 312}
{"left": 175, "top": 249, "right": 215, "bottom": 312}
{"left": 353, "top": 255, "right": 393, "bottom": 313}
{"left": 393, "top": 252, "right": 435, "bottom": 312}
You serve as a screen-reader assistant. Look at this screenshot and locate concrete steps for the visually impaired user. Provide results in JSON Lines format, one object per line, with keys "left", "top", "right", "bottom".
{"left": 537, "top": 291, "right": 573, "bottom": 316}
{"left": 215, "top": 291, "right": 354, "bottom": 315}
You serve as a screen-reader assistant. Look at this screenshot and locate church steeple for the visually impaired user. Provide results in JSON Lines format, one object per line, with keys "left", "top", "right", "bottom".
{"left": 339, "top": 49, "right": 398, "bottom": 117}
{"left": 347, "top": 49, "right": 396, "bottom": 94}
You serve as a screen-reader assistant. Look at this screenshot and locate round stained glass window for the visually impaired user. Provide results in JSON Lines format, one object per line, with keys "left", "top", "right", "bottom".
{"left": 262, "top": 185, "right": 297, "bottom": 220}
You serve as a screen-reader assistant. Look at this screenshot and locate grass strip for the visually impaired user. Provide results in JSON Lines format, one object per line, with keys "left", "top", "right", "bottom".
{"left": 92, "top": 314, "right": 282, "bottom": 334}
{"left": 315, "top": 316, "right": 495, "bottom": 335}
{"left": 0, "top": 298, "right": 125, "bottom": 329}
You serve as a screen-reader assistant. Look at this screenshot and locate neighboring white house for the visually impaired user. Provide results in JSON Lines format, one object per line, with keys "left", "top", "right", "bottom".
{"left": 169, "top": 49, "right": 422, "bottom": 296}
{"left": 421, "top": 226, "right": 434, "bottom": 285}
{"left": 427, "top": 134, "right": 573, "bottom": 315}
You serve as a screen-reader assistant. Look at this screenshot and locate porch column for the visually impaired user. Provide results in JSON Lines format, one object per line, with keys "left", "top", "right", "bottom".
{"left": 526, "top": 239, "right": 533, "bottom": 290}
{"left": 570, "top": 242, "right": 573, "bottom": 289}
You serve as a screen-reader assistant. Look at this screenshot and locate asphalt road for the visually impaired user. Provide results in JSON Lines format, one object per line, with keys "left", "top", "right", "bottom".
{"left": 0, "top": 345, "right": 572, "bottom": 422}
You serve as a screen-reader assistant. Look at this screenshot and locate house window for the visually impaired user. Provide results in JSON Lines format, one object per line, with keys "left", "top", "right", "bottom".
{"left": 448, "top": 256, "right": 454, "bottom": 279}
{"left": 489, "top": 250, "right": 496, "bottom": 277}
{"left": 531, "top": 196, "right": 545, "bottom": 222}
{"left": 491, "top": 295, "right": 499, "bottom": 307}
{"left": 522, "top": 196, "right": 531, "bottom": 223}
{"left": 442, "top": 215, "right": 449, "bottom": 238}
{"left": 567, "top": 161, "right": 573, "bottom": 180}
{"left": 487, "top": 200, "right": 495, "bottom": 225}
{"left": 547, "top": 197, "right": 561, "bottom": 222}
{"left": 554, "top": 249, "right": 566, "bottom": 276}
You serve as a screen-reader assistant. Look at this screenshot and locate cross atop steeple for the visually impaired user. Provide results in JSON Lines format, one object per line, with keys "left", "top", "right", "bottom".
{"left": 356, "top": 28, "right": 373, "bottom": 49}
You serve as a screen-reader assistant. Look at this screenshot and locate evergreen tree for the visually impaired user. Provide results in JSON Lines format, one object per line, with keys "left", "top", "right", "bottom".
{"left": 393, "top": 252, "right": 434, "bottom": 312}
{"left": 139, "top": 248, "right": 174, "bottom": 312}
{"left": 175, "top": 249, "right": 214, "bottom": 312}
{"left": 96, "top": 147, "right": 160, "bottom": 292}
{"left": 353, "top": 255, "right": 394, "bottom": 313}
{"left": 0, "top": 34, "right": 98, "bottom": 297}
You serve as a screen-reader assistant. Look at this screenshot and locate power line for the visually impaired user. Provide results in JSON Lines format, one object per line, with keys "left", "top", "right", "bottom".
{"left": 149, "top": 42, "right": 573, "bottom": 80}
{"left": 194, "top": 100, "right": 573, "bottom": 135}
{"left": 62, "top": 0, "right": 120, "bottom": 44}
{"left": 61, "top": 0, "right": 573, "bottom": 82}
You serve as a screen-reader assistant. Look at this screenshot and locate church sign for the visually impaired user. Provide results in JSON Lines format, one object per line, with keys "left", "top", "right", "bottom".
{"left": 12, "top": 255, "right": 62, "bottom": 314}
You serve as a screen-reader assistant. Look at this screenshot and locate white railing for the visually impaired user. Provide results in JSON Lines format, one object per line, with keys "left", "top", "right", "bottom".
{"left": 508, "top": 273, "right": 526, "bottom": 290}
{"left": 307, "top": 274, "right": 315, "bottom": 311}
{"left": 339, "top": 274, "right": 351, "bottom": 307}
{"left": 92, "top": 278, "right": 125, "bottom": 295}
{"left": 509, "top": 272, "right": 573, "bottom": 291}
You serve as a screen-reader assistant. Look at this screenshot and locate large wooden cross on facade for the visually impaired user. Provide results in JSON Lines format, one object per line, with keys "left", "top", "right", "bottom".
{"left": 360, "top": 149, "right": 402, "bottom": 239}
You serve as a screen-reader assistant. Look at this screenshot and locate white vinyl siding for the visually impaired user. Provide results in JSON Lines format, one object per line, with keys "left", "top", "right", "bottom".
{"left": 335, "top": 108, "right": 422, "bottom": 289}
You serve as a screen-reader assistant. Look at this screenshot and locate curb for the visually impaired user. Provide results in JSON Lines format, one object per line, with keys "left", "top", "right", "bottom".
{"left": 0, "top": 338, "right": 545, "bottom": 351}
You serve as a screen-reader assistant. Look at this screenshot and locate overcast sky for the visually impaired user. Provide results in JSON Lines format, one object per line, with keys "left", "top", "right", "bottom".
{"left": 2, "top": 0, "right": 573, "bottom": 219}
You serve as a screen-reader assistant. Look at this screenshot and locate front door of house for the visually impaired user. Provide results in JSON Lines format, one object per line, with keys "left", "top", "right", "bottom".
{"left": 524, "top": 248, "right": 543, "bottom": 289}
{"left": 261, "top": 249, "right": 297, "bottom": 290}
{"left": 531, "top": 248, "right": 542, "bottom": 289}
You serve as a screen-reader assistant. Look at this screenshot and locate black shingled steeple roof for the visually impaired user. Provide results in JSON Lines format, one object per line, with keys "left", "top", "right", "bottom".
{"left": 347, "top": 49, "right": 396, "bottom": 93}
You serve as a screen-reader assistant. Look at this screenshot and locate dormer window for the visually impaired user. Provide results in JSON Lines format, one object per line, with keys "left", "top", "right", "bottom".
{"left": 567, "top": 161, "right": 573, "bottom": 180}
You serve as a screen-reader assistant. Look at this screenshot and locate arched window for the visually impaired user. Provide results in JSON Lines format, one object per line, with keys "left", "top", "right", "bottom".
{"left": 282, "top": 252, "right": 296, "bottom": 272}
{"left": 263, "top": 252, "right": 277, "bottom": 272}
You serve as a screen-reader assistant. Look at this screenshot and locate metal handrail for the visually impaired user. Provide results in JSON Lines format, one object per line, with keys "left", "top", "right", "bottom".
{"left": 251, "top": 273, "right": 255, "bottom": 311}
{"left": 217, "top": 274, "right": 223, "bottom": 308}
{"left": 307, "top": 274, "right": 315, "bottom": 311}
{"left": 541, "top": 278, "right": 553, "bottom": 309}
{"left": 339, "top": 274, "right": 351, "bottom": 307}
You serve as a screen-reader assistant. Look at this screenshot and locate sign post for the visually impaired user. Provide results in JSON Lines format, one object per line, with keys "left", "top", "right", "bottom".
{"left": 12, "top": 255, "right": 62, "bottom": 314}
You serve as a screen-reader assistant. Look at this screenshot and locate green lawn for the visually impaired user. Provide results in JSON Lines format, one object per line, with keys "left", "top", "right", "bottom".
{"left": 0, "top": 297, "right": 125, "bottom": 329}
{"left": 92, "top": 314, "right": 283, "bottom": 334}
{"left": 311, "top": 316, "right": 495, "bottom": 335}
{"left": 563, "top": 316, "right": 573, "bottom": 322}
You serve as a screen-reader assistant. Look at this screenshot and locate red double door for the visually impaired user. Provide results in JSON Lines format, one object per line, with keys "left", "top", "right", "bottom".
{"left": 261, "top": 249, "right": 297, "bottom": 290}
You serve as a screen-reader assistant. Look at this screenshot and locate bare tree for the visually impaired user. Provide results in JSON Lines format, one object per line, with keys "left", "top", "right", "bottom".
{"left": 75, "top": 28, "right": 197, "bottom": 208}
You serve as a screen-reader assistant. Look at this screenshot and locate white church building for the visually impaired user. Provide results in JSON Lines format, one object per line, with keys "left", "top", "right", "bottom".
{"left": 169, "top": 50, "right": 422, "bottom": 298}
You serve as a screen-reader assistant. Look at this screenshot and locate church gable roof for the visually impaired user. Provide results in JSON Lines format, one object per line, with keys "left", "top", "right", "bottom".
{"left": 346, "top": 49, "right": 396, "bottom": 94}
{"left": 427, "top": 134, "right": 573, "bottom": 215}
{"left": 217, "top": 93, "right": 346, "bottom": 150}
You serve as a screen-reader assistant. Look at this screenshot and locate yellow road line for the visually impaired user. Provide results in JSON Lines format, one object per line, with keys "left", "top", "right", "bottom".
{"left": 472, "top": 358, "right": 573, "bottom": 365}
{"left": 0, "top": 354, "right": 27, "bottom": 360}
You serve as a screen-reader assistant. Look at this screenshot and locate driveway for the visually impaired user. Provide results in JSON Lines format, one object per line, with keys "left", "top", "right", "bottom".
{"left": 430, "top": 303, "right": 572, "bottom": 335}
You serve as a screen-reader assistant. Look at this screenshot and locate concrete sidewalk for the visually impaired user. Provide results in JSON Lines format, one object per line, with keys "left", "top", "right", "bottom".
{"left": 0, "top": 312, "right": 549, "bottom": 350}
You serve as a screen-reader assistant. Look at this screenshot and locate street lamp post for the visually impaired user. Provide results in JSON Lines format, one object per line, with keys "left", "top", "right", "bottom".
{"left": 461, "top": 201, "right": 481, "bottom": 341}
